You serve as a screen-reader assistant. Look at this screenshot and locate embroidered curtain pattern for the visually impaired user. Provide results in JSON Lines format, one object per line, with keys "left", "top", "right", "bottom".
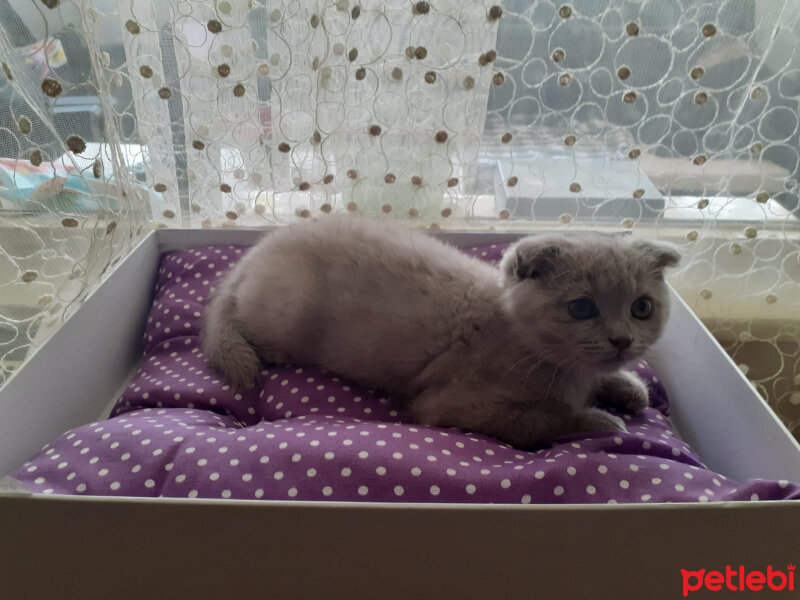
{"left": 0, "top": 0, "right": 798, "bottom": 435}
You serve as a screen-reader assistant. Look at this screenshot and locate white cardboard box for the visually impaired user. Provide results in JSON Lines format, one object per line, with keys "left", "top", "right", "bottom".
{"left": 2, "top": 228, "right": 800, "bottom": 599}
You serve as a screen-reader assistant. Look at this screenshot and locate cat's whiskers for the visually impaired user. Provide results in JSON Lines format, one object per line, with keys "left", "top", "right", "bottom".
{"left": 502, "top": 351, "right": 539, "bottom": 380}
{"left": 513, "top": 350, "right": 560, "bottom": 401}
{"left": 543, "top": 358, "right": 569, "bottom": 403}
{"left": 551, "top": 269, "right": 577, "bottom": 281}
{"left": 503, "top": 345, "right": 539, "bottom": 367}
{"left": 578, "top": 344, "right": 603, "bottom": 351}
{"left": 524, "top": 350, "right": 566, "bottom": 391}
{"left": 514, "top": 350, "right": 557, "bottom": 379}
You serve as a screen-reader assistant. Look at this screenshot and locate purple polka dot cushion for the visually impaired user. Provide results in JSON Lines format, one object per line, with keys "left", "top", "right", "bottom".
{"left": 13, "top": 242, "right": 800, "bottom": 503}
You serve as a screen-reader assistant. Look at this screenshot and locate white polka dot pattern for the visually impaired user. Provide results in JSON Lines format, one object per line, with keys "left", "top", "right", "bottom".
{"left": 12, "top": 245, "right": 800, "bottom": 504}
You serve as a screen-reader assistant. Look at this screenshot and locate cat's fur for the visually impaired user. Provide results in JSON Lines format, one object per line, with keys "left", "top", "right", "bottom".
{"left": 202, "top": 217, "right": 679, "bottom": 448}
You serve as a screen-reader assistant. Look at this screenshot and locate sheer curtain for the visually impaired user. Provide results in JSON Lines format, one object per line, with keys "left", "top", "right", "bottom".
{"left": 0, "top": 0, "right": 798, "bottom": 434}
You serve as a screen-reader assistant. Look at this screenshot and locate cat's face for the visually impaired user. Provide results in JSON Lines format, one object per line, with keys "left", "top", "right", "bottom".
{"left": 499, "top": 233, "right": 680, "bottom": 371}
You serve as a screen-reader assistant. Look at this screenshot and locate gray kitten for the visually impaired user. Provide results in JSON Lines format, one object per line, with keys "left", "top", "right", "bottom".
{"left": 202, "top": 217, "right": 679, "bottom": 448}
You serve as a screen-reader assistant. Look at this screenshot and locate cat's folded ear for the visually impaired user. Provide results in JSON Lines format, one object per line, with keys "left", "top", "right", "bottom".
{"left": 631, "top": 239, "right": 681, "bottom": 272}
{"left": 502, "top": 237, "right": 569, "bottom": 281}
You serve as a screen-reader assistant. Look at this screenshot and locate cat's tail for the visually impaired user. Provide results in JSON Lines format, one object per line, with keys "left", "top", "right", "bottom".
{"left": 201, "top": 288, "right": 260, "bottom": 389}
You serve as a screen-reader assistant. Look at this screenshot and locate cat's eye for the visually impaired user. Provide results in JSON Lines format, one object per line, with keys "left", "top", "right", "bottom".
{"left": 631, "top": 297, "right": 653, "bottom": 320}
{"left": 567, "top": 298, "right": 598, "bottom": 320}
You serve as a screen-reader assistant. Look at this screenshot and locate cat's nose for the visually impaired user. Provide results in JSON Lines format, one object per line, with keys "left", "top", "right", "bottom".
{"left": 608, "top": 336, "right": 632, "bottom": 351}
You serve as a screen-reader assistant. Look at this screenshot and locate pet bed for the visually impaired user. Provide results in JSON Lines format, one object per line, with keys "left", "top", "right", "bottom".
{"left": 13, "top": 242, "right": 800, "bottom": 503}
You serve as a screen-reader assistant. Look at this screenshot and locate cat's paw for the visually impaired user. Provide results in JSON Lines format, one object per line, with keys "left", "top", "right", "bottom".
{"left": 252, "top": 342, "right": 293, "bottom": 367}
{"left": 204, "top": 341, "right": 260, "bottom": 389}
{"left": 592, "top": 370, "right": 649, "bottom": 413}
{"left": 572, "top": 408, "right": 627, "bottom": 434}
{"left": 203, "top": 338, "right": 260, "bottom": 390}
{"left": 221, "top": 360, "right": 260, "bottom": 390}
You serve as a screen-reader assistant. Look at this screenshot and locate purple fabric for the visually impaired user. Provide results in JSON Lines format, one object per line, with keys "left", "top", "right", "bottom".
{"left": 13, "top": 242, "right": 800, "bottom": 503}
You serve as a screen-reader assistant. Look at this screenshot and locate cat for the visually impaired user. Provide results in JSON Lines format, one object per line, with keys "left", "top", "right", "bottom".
{"left": 202, "top": 216, "right": 680, "bottom": 448}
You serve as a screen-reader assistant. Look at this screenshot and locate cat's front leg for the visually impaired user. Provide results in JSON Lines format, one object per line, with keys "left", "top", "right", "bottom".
{"left": 570, "top": 407, "right": 627, "bottom": 434}
{"left": 590, "top": 370, "right": 650, "bottom": 413}
{"left": 409, "top": 386, "right": 626, "bottom": 449}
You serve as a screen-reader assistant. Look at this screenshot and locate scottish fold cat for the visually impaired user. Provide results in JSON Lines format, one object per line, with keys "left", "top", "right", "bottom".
{"left": 202, "top": 217, "right": 679, "bottom": 448}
